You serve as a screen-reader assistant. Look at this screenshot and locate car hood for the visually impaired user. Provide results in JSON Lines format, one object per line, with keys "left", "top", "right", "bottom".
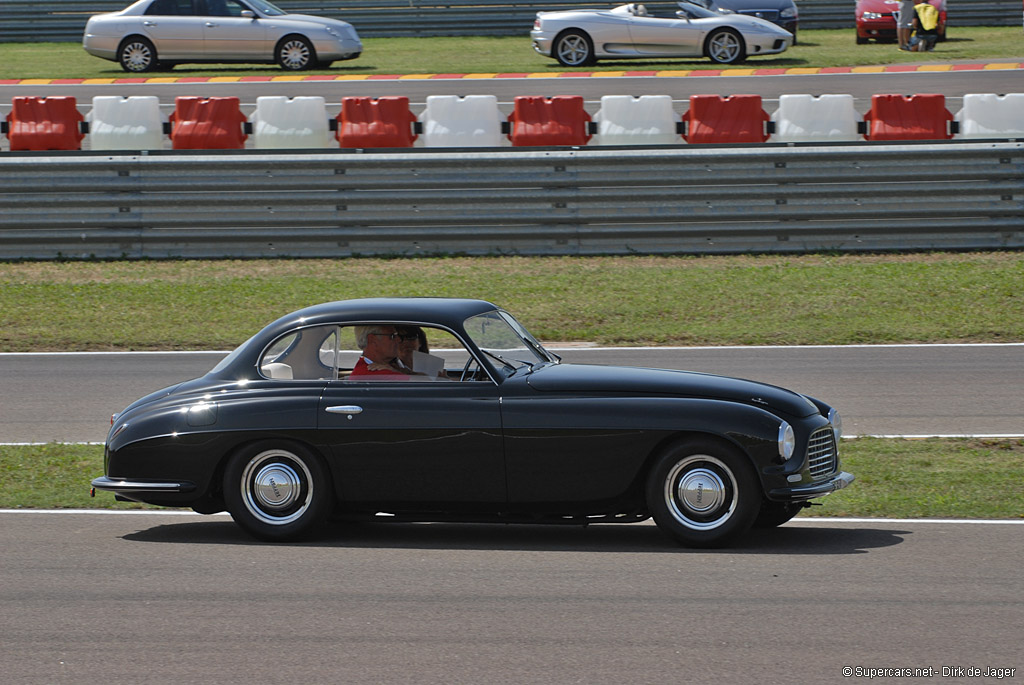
{"left": 277, "top": 13, "right": 357, "bottom": 32}
{"left": 525, "top": 363, "right": 818, "bottom": 417}
{"left": 855, "top": 0, "right": 900, "bottom": 11}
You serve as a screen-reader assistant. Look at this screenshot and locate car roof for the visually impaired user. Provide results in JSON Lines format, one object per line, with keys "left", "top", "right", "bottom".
{"left": 267, "top": 298, "right": 501, "bottom": 331}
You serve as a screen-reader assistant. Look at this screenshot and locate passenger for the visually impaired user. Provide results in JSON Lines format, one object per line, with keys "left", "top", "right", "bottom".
{"left": 395, "top": 325, "right": 447, "bottom": 378}
{"left": 348, "top": 325, "right": 409, "bottom": 379}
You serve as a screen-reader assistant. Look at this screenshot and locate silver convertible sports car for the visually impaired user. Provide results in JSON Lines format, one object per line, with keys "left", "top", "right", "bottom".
{"left": 531, "top": 1, "right": 793, "bottom": 66}
{"left": 83, "top": 0, "right": 362, "bottom": 72}
{"left": 91, "top": 298, "right": 853, "bottom": 548}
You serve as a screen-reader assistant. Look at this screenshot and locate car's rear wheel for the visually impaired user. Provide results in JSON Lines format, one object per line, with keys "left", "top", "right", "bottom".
{"left": 705, "top": 28, "right": 746, "bottom": 64}
{"left": 276, "top": 35, "right": 316, "bottom": 70}
{"left": 646, "top": 439, "right": 760, "bottom": 547}
{"left": 553, "top": 29, "right": 596, "bottom": 67}
{"left": 118, "top": 37, "right": 158, "bottom": 73}
{"left": 224, "top": 441, "right": 333, "bottom": 541}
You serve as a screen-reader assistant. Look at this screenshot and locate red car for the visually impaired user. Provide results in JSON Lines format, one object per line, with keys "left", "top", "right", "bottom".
{"left": 855, "top": 0, "right": 946, "bottom": 43}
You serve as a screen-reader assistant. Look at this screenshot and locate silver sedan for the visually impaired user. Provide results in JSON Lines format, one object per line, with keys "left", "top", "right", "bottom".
{"left": 532, "top": 1, "right": 792, "bottom": 66}
{"left": 83, "top": 0, "right": 362, "bottom": 72}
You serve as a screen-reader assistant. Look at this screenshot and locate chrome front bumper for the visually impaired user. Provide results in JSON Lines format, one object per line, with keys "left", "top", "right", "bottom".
{"left": 769, "top": 471, "right": 855, "bottom": 501}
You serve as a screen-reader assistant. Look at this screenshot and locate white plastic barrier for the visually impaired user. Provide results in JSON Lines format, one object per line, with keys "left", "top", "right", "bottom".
{"left": 955, "top": 93, "right": 1024, "bottom": 139}
{"left": 771, "top": 94, "right": 863, "bottom": 143}
{"left": 250, "top": 96, "right": 330, "bottom": 149}
{"left": 86, "top": 96, "right": 166, "bottom": 151}
{"left": 593, "top": 95, "right": 682, "bottom": 146}
{"left": 418, "top": 95, "right": 504, "bottom": 147}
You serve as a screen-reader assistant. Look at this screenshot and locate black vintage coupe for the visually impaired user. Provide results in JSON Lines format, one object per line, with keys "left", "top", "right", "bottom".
{"left": 92, "top": 298, "right": 853, "bottom": 547}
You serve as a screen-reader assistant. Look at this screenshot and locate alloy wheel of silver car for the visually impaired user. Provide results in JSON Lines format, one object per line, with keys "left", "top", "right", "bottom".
{"left": 224, "top": 442, "right": 333, "bottom": 541}
{"left": 705, "top": 28, "right": 746, "bottom": 64}
{"left": 118, "top": 38, "right": 157, "bottom": 73}
{"left": 554, "top": 30, "right": 595, "bottom": 67}
{"left": 646, "top": 440, "right": 760, "bottom": 547}
{"left": 276, "top": 36, "right": 315, "bottom": 70}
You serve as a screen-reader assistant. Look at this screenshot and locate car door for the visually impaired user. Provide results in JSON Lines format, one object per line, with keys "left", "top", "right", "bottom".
{"left": 140, "top": 0, "right": 206, "bottom": 59}
{"left": 317, "top": 365, "right": 506, "bottom": 509}
{"left": 200, "top": 0, "right": 269, "bottom": 60}
{"left": 627, "top": 3, "right": 703, "bottom": 55}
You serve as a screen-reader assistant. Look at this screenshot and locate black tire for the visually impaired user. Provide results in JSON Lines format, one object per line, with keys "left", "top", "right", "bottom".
{"left": 753, "top": 500, "right": 804, "bottom": 528}
{"left": 275, "top": 35, "right": 317, "bottom": 71}
{"left": 118, "top": 36, "right": 158, "bottom": 73}
{"left": 704, "top": 28, "right": 746, "bottom": 64}
{"left": 224, "top": 441, "right": 333, "bottom": 541}
{"left": 553, "top": 29, "right": 596, "bottom": 67}
{"left": 855, "top": 35, "right": 869, "bottom": 45}
{"left": 646, "top": 439, "right": 760, "bottom": 547}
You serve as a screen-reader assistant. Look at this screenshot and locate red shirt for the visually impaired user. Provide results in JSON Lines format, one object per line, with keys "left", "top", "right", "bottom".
{"left": 348, "top": 357, "right": 409, "bottom": 379}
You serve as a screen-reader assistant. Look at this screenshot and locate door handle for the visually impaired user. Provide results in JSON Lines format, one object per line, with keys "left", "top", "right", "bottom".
{"left": 205, "top": 22, "right": 218, "bottom": 27}
{"left": 326, "top": 405, "right": 363, "bottom": 415}
{"left": 143, "top": 20, "right": 156, "bottom": 26}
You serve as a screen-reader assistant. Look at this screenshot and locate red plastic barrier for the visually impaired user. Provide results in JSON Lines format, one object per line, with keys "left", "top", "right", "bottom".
{"left": 864, "top": 94, "right": 954, "bottom": 141}
{"left": 169, "top": 97, "right": 248, "bottom": 150}
{"left": 6, "top": 96, "right": 84, "bottom": 151}
{"left": 335, "top": 97, "right": 418, "bottom": 148}
{"left": 683, "top": 94, "right": 770, "bottom": 144}
{"left": 508, "top": 96, "right": 592, "bottom": 147}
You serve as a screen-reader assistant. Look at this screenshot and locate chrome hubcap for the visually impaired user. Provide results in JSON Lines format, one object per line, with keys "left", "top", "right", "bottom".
{"left": 123, "top": 44, "right": 152, "bottom": 71}
{"left": 241, "top": 450, "right": 313, "bottom": 525}
{"left": 664, "top": 455, "right": 737, "bottom": 530}
{"left": 280, "top": 41, "right": 310, "bottom": 69}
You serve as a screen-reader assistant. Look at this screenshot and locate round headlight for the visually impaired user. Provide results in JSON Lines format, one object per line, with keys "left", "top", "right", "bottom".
{"left": 778, "top": 422, "right": 796, "bottom": 460}
{"left": 828, "top": 408, "right": 843, "bottom": 441}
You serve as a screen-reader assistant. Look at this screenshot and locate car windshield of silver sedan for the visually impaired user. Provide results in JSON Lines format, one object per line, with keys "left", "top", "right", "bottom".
{"left": 464, "top": 311, "right": 555, "bottom": 372}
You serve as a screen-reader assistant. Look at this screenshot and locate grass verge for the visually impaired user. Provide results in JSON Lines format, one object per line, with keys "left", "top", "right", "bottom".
{"left": 3, "top": 438, "right": 1022, "bottom": 518}
{"left": 0, "top": 28, "right": 1022, "bottom": 80}
{"left": 2, "top": 252, "right": 1023, "bottom": 352}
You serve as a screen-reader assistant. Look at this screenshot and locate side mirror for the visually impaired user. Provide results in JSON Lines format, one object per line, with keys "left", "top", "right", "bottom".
{"left": 241, "top": 9, "right": 254, "bottom": 18}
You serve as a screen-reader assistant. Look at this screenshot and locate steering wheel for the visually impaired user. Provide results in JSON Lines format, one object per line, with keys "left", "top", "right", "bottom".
{"left": 460, "top": 357, "right": 475, "bottom": 382}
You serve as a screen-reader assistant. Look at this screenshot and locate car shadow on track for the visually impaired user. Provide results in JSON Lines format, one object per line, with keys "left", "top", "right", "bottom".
{"left": 123, "top": 518, "right": 909, "bottom": 555}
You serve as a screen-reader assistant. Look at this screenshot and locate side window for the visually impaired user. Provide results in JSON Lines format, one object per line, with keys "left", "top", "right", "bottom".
{"left": 259, "top": 325, "right": 340, "bottom": 381}
{"left": 203, "top": 0, "right": 247, "bottom": 16}
{"left": 339, "top": 324, "right": 489, "bottom": 382}
{"left": 146, "top": 0, "right": 193, "bottom": 15}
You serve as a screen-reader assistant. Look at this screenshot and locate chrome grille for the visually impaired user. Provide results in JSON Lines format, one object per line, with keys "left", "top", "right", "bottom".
{"left": 807, "top": 427, "right": 837, "bottom": 480}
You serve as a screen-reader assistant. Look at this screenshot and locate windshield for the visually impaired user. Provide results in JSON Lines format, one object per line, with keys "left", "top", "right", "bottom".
{"left": 244, "top": 0, "right": 286, "bottom": 15}
{"left": 463, "top": 310, "right": 555, "bottom": 372}
{"left": 676, "top": 1, "right": 720, "bottom": 18}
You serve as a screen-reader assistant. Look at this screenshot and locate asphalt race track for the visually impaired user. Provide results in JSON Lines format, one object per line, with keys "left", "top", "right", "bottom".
{"left": 2, "top": 513, "right": 1022, "bottom": 683}
{"left": 1, "top": 344, "right": 1021, "bottom": 443}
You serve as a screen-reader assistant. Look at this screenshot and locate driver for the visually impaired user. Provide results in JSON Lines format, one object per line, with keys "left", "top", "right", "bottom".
{"left": 349, "top": 325, "right": 410, "bottom": 380}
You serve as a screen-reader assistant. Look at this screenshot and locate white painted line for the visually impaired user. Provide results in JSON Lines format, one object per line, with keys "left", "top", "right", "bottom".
{"left": 792, "top": 517, "right": 1024, "bottom": 525}
{"left": 0, "top": 509, "right": 229, "bottom": 516}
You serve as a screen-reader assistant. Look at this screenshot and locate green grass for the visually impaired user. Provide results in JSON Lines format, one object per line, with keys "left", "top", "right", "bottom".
{"left": 1, "top": 252, "right": 1022, "bottom": 352}
{"left": 3, "top": 439, "right": 1022, "bottom": 518}
{"left": 1, "top": 27, "right": 1022, "bottom": 80}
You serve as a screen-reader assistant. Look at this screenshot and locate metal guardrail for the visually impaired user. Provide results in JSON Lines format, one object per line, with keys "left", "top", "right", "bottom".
{"left": 1, "top": 0, "right": 1020, "bottom": 42}
{"left": 0, "top": 142, "right": 1021, "bottom": 259}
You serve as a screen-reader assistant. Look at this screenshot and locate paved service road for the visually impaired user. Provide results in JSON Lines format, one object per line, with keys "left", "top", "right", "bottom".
{"left": 1, "top": 513, "right": 1021, "bottom": 684}
{"left": 1, "top": 344, "right": 1021, "bottom": 443}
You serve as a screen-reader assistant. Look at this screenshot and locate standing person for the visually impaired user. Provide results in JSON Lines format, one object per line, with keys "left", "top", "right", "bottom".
{"left": 897, "top": 0, "right": 915, "bottom": 49}
{"left": 349, "top": 325, "right": 409, "bottom": 379}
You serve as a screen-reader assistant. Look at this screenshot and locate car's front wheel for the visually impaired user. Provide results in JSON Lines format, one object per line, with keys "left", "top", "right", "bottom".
{"left": 118, "top": 37, "right": 158, "bottom": 73}
{"left": 646, "top": 439, "right": 760, "bottom": 547}
{"left": 553, "top": 29, "right": 596, "bottom": 67}
{"left": 224, "top": 441, "right": 333, "bottom": 541}
{"left": 705, "top": 28, "right": 746, "bottom": 64}
{"left": 275, "top": 35, "right": 317, "bottom": 70}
